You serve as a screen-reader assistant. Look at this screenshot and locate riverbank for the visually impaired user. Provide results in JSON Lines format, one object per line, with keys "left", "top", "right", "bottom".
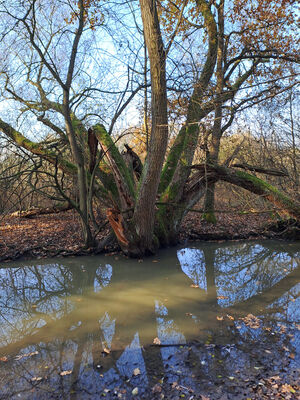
{"left": 0, "top": 209, "right": 299, "bottom": 262}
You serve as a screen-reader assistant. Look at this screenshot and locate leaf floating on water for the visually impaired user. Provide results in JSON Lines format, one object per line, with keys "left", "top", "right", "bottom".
{"left": 132, "top": 387, "right": 139, "bottom": 396}
{"left": 15, "top": 351, "right": 38, "bottom": 361}
{"left": 133, "top": 368, "right": 141, "bottom": 376}
{"left": 152, "top": 384, "right": 162, "bottom": 393}
{"left": 0, "top": 357, "right": 8, "bottom": 362}
{"left": 226, "top": 314, "right": 234, "bottom": 321}
{"left": 190, "top": 284, "right": 199, "bottom": 288}
{"left": 59, "top": 370, "right": 72, "bottom": 376}
{"left": 102, "top": 347, "right": 111, "bottom": 354}
{"left": 216, "top": 316, "right": 224, "bottom": 321}
{"left": 31, "top": 376, "right": 43, "bottom": 382}
{"left": 153, "top": 337, "right": 161, "bottom": 345}
{"left": 281, "top": 383, "right": 296, "bottom": 394}
{"left": 240, "top": 314, "right": 261, "bottom": 329}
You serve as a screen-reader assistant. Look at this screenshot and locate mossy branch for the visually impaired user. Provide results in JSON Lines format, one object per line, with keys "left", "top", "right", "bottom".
{"left": 93, "top": 124, "right": 136, "bottom": 208}
{"left": 0, "top": 118, "right": 77, "bottom": 175}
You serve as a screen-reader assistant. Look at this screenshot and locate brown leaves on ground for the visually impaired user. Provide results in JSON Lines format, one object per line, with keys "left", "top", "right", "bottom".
{"left": 0, "top": 210, "right": 110, "bottom": 262}
{"left": 180, "top": 207, "right": 276, "bottom": 242}
{"left": 0, "top": 205, "right": 292, "bottom": 262}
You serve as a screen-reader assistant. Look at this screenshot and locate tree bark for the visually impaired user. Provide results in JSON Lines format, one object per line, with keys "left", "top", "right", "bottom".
{"left": 133, "top": 0, "right": 169, "bottom": 254}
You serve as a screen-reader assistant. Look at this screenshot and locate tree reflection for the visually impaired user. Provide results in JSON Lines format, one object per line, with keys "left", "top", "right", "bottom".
{"left": 0, "top": 241, "right": 299, "bottom": 399}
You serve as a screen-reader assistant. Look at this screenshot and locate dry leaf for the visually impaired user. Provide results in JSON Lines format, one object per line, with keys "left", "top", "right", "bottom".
{"left": 217, "top": 316, "right": 224, "bottom": 321}
{"left": 133, "top": 368, "right": 141, "bottom": 376}
{"left": 15, "top": 351, "right": 38, "bottom": 361}
{"left": 132, "top": 387, "right": 139, "bottom": 396}
{"left": 190, "top": 284, "right": 199, "bottom": 288}
{"left": 152, "top": 384, "right": 162, "bottom": 393}
{"left": 31, "top": 376, "right": 43, "bottom": 382}
{"left": 153, "top": 337, "right": 161, "bottom": 345}
{"left": 59, "top": 370, "right": 72, "bottom": 376}
{"left": 102, "top": 347, "right": 111, "bottom": 354}
{"left": 0, "top": 357, "right": 8, "bottom": 362}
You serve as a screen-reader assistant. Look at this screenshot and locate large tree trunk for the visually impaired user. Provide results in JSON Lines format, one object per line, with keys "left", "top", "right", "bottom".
{"left": 131, "top": 0, "right": 169, "bottom": 255}
{"left": 203, "top": 0, "right": 224, "bottom": 223}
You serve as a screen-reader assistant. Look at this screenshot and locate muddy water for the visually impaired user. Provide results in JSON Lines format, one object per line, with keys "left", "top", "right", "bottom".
{"left": 0, "top": 240, "right": 299, "bottom": 399}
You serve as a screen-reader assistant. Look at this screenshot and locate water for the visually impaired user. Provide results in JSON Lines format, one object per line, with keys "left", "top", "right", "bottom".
{"left": 0, "top": 240, "right": 299, "bottom": 399}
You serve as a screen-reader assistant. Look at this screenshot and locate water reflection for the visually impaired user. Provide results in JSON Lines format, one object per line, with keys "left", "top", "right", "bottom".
{"left": 0, "top": 241, "right": 299, "bottom": 399}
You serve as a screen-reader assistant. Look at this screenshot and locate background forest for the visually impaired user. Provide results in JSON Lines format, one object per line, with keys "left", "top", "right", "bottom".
{"left": 0, "top": 0, "right": 299, "bottom": 256}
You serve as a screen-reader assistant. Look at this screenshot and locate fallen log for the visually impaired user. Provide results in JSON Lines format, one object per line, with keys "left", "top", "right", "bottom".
{"left": 9, "top": 203, "right": 73, "bottom": 218}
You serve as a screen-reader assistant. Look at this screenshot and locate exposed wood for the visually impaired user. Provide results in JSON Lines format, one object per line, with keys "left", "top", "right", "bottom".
{"left": 88, "top": 127, "right": 99, "bottom": 173}
{"left": 106, "top": 208, "right": 129, "bottom": 246}
{"left": 123, "top": 144, "right": 143, "bottom": 179}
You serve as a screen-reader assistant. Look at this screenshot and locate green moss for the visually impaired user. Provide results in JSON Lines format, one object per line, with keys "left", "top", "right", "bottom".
{"left": 202, "top": 212, "right": 217, "bottom": 224}
{"left": 94, "top": 124, "right": 136, "bottom": 199}
{"left": 159, "top": 129, "right": 185, "bottom": 193}
{"left": 235, "top": 170, "right": 295, "bottom": 208}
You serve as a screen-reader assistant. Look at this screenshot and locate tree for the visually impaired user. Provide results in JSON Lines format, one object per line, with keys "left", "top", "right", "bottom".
{"left": 0, "top": 0, "right": 299, "bottom": 256}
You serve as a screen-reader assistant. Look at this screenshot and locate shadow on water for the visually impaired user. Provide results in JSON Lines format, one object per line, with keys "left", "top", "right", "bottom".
{"left": 0, "top": 240, "right": 299, "bottom": 399}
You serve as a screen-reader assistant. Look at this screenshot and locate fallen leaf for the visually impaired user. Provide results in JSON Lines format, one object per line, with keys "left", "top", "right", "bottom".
{"left": 217, "top": 295, "right": 228, "bottom": 300}
{"left": 217, "top": 316, "right": 224, "bottom": 321}
{"left": 226, "top": 314, "right": 234, "bottom": 320}
{"left": 0, "top": 357, "right": 8, "bottom": 362}
{"left": 15, "top": 351, "right": 38, "bottom": 361}
{"left": 31, "top": 376, "right": 43, "bottom": 382}
{"left": 133, "top": 368, "right": 140, "bottom": 376}
{"left": 190, "top": 284, "right": 199, "bottom": 288}
{"left": 152, "top": 384, "right": 162, "bottom": 393}
{"left": 132, "top": 387, "right": 138, "bottom": 396}
{"left": 59, "top": 370, "right": 72, "bottom": 376}
{"left": 102, "top": 348, "right": 111, "bottom": 354}
{"left": 153, "top": 337, "right": 161, "bottom": 345}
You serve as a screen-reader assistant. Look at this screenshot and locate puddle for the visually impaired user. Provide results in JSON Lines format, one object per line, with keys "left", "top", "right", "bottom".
{"left": 0, "top": 240, "right": 299, "bottom": 399}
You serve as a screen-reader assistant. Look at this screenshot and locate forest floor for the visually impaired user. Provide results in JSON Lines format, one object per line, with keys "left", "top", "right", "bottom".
{"left": 0, "top": 207, "right": 299, "bottom": 262}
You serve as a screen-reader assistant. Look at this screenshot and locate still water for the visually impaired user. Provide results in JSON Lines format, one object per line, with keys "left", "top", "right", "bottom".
{"left": 0, "top": 241, "right": 299, "bottom": 399}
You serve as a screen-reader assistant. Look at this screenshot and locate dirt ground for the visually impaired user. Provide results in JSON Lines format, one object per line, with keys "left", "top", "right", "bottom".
{"left": 0, "top": 207, "right": 299, "bottom": 262}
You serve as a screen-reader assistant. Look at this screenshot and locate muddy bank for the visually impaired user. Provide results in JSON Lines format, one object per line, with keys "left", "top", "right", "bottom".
{"left": 0, "top": 209, "right": 299, "bottom": 262}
